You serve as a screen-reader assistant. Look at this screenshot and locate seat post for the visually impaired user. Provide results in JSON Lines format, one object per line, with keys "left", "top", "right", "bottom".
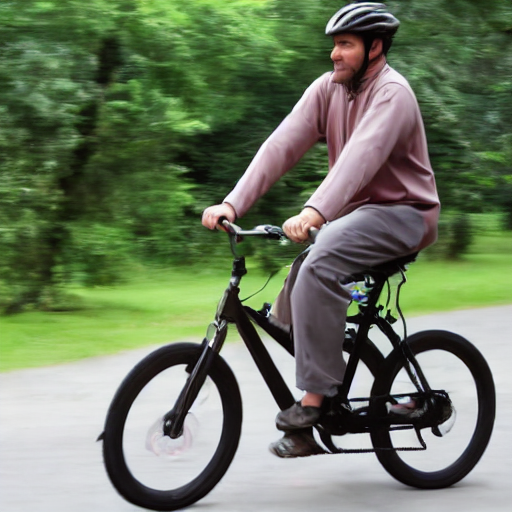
{"left": 337, "top": 275, "right": 387, "bottom": 399}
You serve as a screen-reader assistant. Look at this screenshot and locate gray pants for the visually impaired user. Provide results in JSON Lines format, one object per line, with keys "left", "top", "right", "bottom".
{"left": 272, "top": 204, "right": 427, "bottom": 397}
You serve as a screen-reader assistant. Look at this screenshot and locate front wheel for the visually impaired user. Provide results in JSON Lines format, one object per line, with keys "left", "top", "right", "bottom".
{"left": 101, "top": 342, "right": 243, "bottom": 511}
{"left": 370, "top": 330, "right": 495, "bottom": 489}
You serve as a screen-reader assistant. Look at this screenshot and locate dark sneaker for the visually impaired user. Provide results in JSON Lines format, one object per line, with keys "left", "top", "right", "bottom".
{"left": 269, "top": 432, "right": 327, "bottom": 458}
{"left": 275, "top": 402, "right": 321, "bottom": 431}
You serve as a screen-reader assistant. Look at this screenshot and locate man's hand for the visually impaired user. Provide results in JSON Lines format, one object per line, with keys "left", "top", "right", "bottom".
{"left": 283, "top": 207, "right": 325, "bottom": 243}
{"left": 202, "top": 203, "right": 237, "bottom": 230}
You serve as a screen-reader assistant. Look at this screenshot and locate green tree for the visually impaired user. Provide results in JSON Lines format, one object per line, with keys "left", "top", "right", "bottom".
{"left": 1, "top": 0, "right": 511, "bottom": 312}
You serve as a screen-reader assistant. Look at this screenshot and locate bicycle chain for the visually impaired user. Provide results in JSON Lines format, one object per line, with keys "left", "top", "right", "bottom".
{"left": 320, "top": 428, "right": 427, "bottom": 455}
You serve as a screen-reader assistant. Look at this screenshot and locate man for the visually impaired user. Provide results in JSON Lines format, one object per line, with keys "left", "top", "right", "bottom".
{"left": 202, "top": 2, "right": 440, "bottom": 457}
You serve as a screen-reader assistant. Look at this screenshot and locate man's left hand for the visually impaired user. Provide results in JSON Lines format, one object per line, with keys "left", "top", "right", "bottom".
{"left": 283, "top": 207, "right": 325, "bottom": 243}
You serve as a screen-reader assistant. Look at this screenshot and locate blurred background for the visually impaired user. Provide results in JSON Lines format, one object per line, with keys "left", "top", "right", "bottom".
{"left": 0, "top": 0, "right": 511, "bottom": 370}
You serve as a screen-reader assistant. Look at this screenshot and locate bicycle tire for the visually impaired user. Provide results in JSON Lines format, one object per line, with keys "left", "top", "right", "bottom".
{"left": 102, "top": 342, "right": 243, "bottom": 511}
{"left": 370, "top": 330, "right": 495, "bottom": 489}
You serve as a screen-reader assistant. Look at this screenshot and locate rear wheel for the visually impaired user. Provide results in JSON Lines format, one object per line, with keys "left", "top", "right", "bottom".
{"left": 370, "top": 330, "right": 495, "bottom": 488}
{"left": 102, "top": 342, "right": 242, "bottom": 511}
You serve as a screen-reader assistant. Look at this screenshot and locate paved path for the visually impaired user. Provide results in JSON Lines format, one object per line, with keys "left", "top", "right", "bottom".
{"left": 1, "top": 305, "right": 511, "bottom": 512}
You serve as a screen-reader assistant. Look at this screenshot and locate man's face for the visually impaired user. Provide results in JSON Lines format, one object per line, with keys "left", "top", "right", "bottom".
{"left": 330, "top": 33, "right": 365, "bottom": 84}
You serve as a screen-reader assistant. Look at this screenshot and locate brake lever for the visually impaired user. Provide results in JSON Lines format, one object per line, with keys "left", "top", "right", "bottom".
{"left": 254, "top": 224, "right": 286, "bottom": 240}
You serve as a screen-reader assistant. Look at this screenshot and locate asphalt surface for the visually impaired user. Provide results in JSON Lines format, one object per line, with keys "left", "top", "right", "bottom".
{"left": 1, "top": 305, "right": 511, "bottom": 512}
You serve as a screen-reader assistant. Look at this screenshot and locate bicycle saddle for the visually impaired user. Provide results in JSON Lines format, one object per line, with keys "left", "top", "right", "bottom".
{"left": 341, "top": 252, "right": 418, "bottom": 284}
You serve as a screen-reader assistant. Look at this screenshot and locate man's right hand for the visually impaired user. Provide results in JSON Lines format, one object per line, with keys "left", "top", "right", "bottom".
{"left": 283, "top": 207, "right": 325, "bottom": 243}
{"left": 201, "top": 203, "right": 237, "bottom": 230}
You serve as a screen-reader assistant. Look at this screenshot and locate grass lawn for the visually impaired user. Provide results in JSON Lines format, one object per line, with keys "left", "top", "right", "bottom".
{"left": 1, "top": 223, "right": 511, "bottom": 372}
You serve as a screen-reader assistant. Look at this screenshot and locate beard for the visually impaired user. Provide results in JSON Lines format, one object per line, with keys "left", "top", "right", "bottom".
{"left": 331, "top": 65, "right": 360, "bottom": 84}
{"left": 333, "top": 55, "right": 371, "bottom": 97}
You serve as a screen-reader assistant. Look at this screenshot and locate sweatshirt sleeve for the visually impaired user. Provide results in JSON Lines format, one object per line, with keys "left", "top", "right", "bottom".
{"left": 305, "top": 83, "right": 416, "bottom": 220}
{"left": 223, "top": 74, "right": 330, "bottom": 218}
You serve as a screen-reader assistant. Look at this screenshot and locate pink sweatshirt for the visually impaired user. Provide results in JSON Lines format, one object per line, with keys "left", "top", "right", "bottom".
{"left": 224, "top": 63, "right": 440, "bottom": 249}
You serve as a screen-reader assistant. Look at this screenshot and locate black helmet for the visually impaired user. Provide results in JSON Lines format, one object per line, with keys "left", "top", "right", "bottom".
{"left": 325, "top": 2, "right": 400, "bottom": 38}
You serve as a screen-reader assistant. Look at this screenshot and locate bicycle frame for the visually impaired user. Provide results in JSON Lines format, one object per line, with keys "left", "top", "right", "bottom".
{"left": 100, "top": 222, "right": 495, "bottom": 507}
{"left": 165, "top": 223, "right": 446, "bottom": 445}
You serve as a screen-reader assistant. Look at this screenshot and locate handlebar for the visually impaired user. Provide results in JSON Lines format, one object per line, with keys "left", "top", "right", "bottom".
{"left": 220, "top": 219, "right": 319, "bottom": 244}
{"left": 220, "top": 220, "right": 286, "bottom": 241}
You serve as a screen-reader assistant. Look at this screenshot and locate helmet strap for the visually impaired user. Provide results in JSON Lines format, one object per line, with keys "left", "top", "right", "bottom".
{"left": 345, "top": 35, "right": 376, "bottom": 99}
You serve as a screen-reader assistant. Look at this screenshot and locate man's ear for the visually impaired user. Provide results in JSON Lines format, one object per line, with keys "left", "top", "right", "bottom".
{"left": 369, "top": 38, "right": 383, "bottom": 60}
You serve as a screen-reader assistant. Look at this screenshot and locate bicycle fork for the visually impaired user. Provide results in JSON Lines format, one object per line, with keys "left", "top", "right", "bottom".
{"left": 163, "top": 317, "right": 229, "bottom": 439}
{"left": 163, "top": 258, "right": 248, "bottom": 439}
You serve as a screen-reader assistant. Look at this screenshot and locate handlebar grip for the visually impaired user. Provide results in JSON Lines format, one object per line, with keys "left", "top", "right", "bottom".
{"left": 308, "top": 227, "right": 319, "bottom": 242}
{"left": 218, "top": 218, "right": 241, "bottom": 237}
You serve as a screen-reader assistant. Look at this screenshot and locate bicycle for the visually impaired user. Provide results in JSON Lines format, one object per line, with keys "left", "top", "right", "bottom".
{"left": 99, "top": 221, "right": 496, "bottom": 511}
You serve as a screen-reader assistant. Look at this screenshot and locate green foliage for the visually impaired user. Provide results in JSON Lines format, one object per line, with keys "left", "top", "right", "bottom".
{"left": 1, "top": 0, "right": 512, "bottom": 312}
{"left": 425, "top": 212, "right": 474, "bottom": 260}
